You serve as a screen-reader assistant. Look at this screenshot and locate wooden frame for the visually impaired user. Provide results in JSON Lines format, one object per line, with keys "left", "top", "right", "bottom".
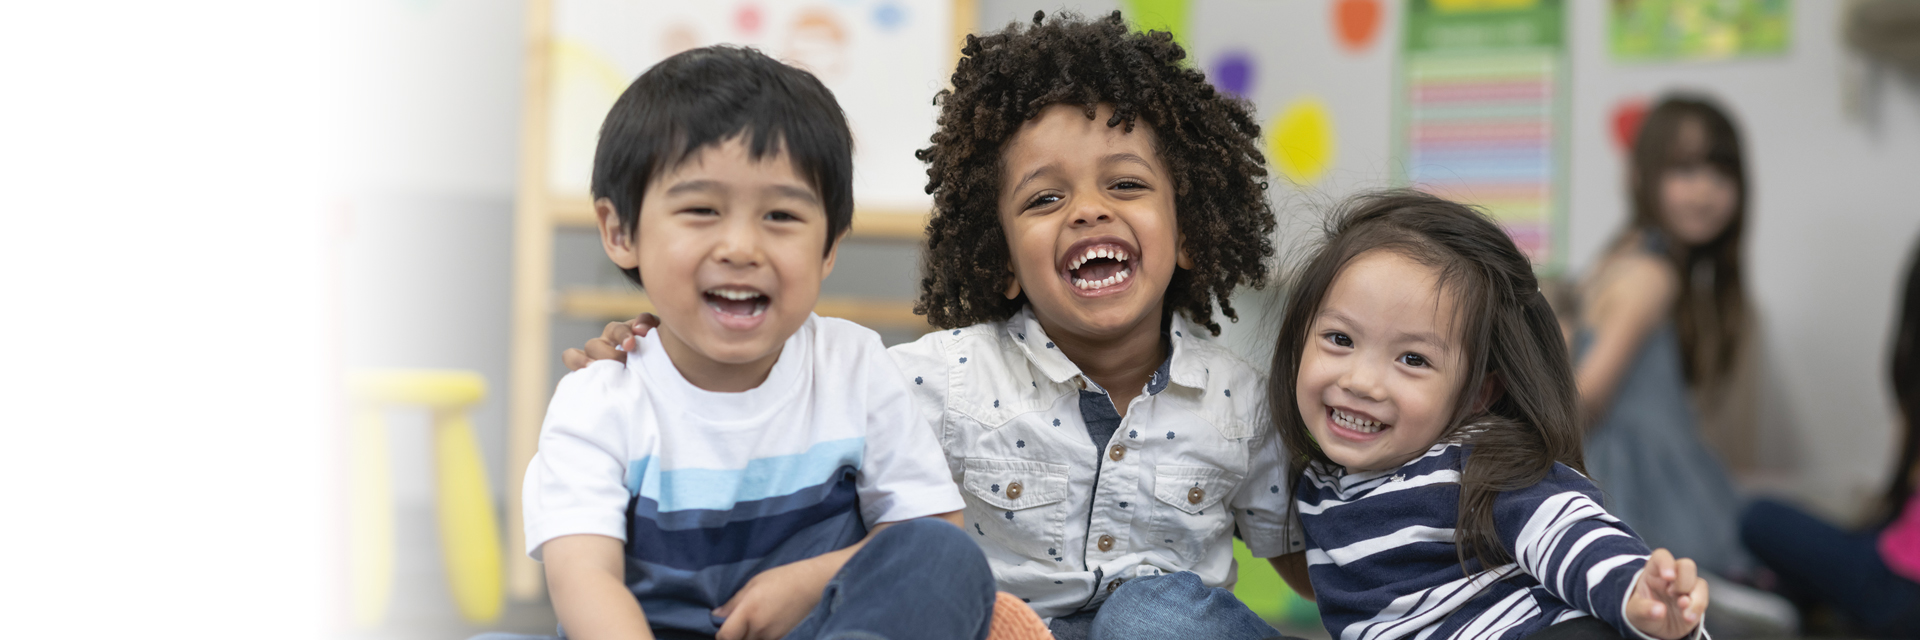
{"left": 505, "top": 0, "right": 974, "bottom": 600}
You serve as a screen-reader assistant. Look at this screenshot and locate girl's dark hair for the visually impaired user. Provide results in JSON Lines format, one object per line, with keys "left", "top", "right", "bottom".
{"left": 912, "top": 11, "right": 1275, "bottom": 335}
{"left": 591, "top": 45, "right": 854, "bottom": 288}
{"left": 1881, "top": 234, "right": 1920, "bottom": 524}
{"left": 1269, "top": 190, "right": 1583, "bottom": 571}
{"left": 1625, "top": 95, "right": 1749, "bottom": 392}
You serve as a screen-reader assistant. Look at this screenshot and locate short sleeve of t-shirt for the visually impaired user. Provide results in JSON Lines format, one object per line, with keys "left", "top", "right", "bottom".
{"left": 520, "top": 361, "right": 642, "bottom": 561}
{"left": 815, "top": 320, "right": 964, "bottom": 526}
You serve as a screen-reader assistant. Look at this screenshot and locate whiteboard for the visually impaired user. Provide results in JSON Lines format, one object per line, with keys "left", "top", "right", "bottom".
{"left": 545, "top": 0, "right": 956, "bottom": 212}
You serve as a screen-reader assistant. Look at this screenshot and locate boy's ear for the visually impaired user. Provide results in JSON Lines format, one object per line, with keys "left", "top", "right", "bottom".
{"left": 596, "top": 198, "right": 640, "bottom": 269}
{"left": 1002, "top": 264, "right": 1022, "bottom": 300}
{"left": 820, "top": 228, "right": 849, "bottom": 278}
{"left": 1176, "top": 231, "right": 1195, "bottom": 270}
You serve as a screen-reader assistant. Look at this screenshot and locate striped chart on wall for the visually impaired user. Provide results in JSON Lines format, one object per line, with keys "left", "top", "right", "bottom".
{"left": 1395, "top": 0, "right": 1567, "bottom": 272}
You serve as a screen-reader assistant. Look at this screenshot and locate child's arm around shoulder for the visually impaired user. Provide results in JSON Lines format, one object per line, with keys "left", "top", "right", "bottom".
{"left": 1491, "top": 464, "right": 1706, "bottom": 640}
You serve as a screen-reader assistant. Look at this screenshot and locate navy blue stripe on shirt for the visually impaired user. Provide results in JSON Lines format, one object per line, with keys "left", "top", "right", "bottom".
{"left": 1298, "top": 440, "right": 1659, "bottom": 640}
{"left": 625, "top": 465, "right": 864, "bottom": 571}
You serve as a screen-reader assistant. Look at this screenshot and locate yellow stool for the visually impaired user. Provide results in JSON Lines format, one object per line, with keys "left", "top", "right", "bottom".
{"left": 348, "top": 369, "right": 503, "bottom": 626}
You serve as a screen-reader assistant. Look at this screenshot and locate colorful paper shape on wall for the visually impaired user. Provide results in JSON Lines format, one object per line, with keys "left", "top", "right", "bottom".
{"left": 1211, "top": 50, "right": 1255, "bottom": 98}
{"left": 1394, "top": 0, "right": 1568, "bottom": 270}
{"left": 1611, "top": 98, "right": 1649, "bottom": 152}
{"left": 1123, "top": 0, "right": 1190, "bottom": 42}
{"left": 1270, "top": 98, "right": 1336, "bottom": 186}
{"left": 1335, "top": 0, "right": 1385, "bottom": 53}
{"left": 1611, "top": 0, "right": 1790, "bottom": 61}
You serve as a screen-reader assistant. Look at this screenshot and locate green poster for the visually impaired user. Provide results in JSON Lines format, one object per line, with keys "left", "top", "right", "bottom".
{"left": 1611, "top": 0, "right": 1791, "bottom": 61}
{"left": 1394, "top": 0, "right": 1570, "bottom": 272}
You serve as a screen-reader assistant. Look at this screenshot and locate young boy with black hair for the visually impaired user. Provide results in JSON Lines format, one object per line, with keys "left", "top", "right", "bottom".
{"left": 510, "top": 45, "right": 996, "bottom": 640}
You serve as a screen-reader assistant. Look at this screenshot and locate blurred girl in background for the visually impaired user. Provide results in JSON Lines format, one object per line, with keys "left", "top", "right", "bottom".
{"left": 1739, "top": 235, "right": 1920, "bottom": 637}
{"left": 1573, "top": 96, "right": 1753, "bottom": 579}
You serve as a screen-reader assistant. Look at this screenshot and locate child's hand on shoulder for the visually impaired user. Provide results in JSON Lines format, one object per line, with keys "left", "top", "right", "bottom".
{"left": 712, "top": 556, "right": 833, "bottom": 640}
{"left": 562, "top": 314, "right": 659, "bottom": 371}
{"left": 1627, "top": 548, "right": 1709, "bottom": 639}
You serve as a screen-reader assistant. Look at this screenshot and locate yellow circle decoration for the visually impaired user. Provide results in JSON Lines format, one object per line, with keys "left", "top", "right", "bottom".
{"left": 1268, "top": 98, "right": 1336, "bottom": 186}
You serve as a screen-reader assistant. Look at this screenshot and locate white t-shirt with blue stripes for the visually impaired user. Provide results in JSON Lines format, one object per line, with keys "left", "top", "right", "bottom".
{"left": 522, "top": 315, "right": 964, "bottom": 635}
{"left": 1298, "top": 438, "right": 1689, "bottom": 640}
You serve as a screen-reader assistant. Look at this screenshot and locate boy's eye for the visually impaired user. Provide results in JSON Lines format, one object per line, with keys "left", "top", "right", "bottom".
{"left": 1399, "top": 353, "right": 1429, "bottom": 368}
{"left": 765, "top": 210, "right": 799, "bottom": 222}
{"left": 683, "top": 207, "right": 719, "bottom": 216}
{"left": 1112, "top": 180, "right": 1145, "bottom": 190}
{"left": 1324, "top": 332, "right": 1352, "bottom": 348}
{"left": 1024, "top": 193, "right": 1061, "bottom": 210}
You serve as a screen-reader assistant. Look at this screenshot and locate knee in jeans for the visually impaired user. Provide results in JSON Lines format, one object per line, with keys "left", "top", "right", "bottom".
{"left": 868, "top": 518, "right": 986, "bottom": 573}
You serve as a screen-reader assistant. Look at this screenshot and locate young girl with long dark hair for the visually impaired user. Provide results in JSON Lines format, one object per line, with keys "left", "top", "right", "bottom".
{"left": 1574, "top": 96, "right": 1752, "bottom": 578}
{"left": 1268, "top": 191, "right": 1709, "bottom": 640}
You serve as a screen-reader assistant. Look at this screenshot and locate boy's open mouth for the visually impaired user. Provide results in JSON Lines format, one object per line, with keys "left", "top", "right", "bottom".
{"left": 703, "top": 287, "right": 769, "bottom": 318}
{"left": 1330, "top": 407, "right": 1388, "bottom": 436}
{"left": 1060, "top": 240, "right": 1136, "bottom": 292}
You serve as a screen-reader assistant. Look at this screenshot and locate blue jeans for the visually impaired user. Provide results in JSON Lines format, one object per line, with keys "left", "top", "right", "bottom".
{"left": 472, "top": 518, "right": 996, "bottom": 640}
{"left": 1043, "top": 571, "right": 1282, "bottom": 640}
{"left": 1739, "top": 498, "right": 1920, "bottom": 636}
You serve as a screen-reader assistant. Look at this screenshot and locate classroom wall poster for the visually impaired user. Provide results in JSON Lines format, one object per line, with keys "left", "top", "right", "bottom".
{"left": 1610, "top": 0, "right": 1790, "bottom": 62}
{"left": 546, "top": 0, "right": 953, "bottom": 212}
{"left": 1393, "top": 0, "right": 1569, "bottom": 272}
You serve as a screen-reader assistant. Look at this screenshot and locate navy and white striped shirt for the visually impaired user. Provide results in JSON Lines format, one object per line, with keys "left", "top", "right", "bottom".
{"left": 1298, "top": 439, "right": 1682, "bottom": 640}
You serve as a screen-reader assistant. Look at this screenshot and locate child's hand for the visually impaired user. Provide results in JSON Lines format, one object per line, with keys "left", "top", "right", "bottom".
{"left": 561, "top": 314, "right": 659, "bottom": 371}
{"left": 712, "top": 557, "right": 832, "bottom": 640}
{"left": 1626, "top": 548, "right": 1709, "bottom": 640}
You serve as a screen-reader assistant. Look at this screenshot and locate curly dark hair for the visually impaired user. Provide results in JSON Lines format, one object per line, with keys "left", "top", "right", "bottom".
{"left": 912, "top": 10, "right": 1276, "bottom": 336}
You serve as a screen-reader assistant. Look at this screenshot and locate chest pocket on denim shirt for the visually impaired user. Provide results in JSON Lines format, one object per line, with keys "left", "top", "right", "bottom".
{"left": 1150, "top": 464, "right": 1240, "bottom": 563}
{"left": 962, "top": 457, "right": 1070, "bottom": 558}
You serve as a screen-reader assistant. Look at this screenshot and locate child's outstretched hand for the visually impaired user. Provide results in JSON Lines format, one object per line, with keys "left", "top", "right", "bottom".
{"left": 1626, "top": 548, "right": 1709, "bottom": 640}
{"left": 561, "top": 314, "right": 659, "bottom": 371}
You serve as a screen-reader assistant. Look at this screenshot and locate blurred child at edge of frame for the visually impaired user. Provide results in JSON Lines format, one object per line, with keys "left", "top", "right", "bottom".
{"left": 1739, "top": 233, "right": 1920, "bottom": 638}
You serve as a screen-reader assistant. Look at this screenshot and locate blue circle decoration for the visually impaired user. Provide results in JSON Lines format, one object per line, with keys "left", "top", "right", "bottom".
{"left": 873, "top": 1, "right": 907, "bottom": 32}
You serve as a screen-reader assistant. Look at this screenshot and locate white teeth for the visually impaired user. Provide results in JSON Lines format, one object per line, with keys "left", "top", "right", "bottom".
{"left": 1071, "top": 267, "right": 1132, "bottom": 290}
{"left": 706, "top": 288, "right": 763, "bottom": 301}
{"left": 1332, "top": 408, "right": 1384, "bottom": 433}
{"left": 1066, "top": 246, "right": 1133, "bottom": 271}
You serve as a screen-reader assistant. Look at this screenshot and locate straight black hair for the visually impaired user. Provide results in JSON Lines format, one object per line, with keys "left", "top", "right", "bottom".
{"left": 1882, "top": 234, "right": 1920, "bottom": 524}
{"left": 590, "top": 45, "right": 855, "bottom": 288}
{"left": 1269, "top": 190, "right": 1583, "bottom": 572}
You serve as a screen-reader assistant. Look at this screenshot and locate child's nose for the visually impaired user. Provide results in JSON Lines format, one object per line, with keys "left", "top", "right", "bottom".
{"left": 1070, "top": 201, "right": 1114, "bottom": 227}
{"left": 714, "top": 220, "right": 762, "bottom": 267}
{"left": 1339, "top": 360, "right": 1385, "bottom": 401}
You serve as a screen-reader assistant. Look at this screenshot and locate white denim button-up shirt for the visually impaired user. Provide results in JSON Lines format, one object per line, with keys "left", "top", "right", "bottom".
{"left": 890, "top": 306, "right": 1301, "bottom": 620}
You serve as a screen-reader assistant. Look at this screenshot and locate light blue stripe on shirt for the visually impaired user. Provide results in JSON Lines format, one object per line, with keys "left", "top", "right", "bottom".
{"left": 625, "top": 437, "right": 866, "bottom": 512}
